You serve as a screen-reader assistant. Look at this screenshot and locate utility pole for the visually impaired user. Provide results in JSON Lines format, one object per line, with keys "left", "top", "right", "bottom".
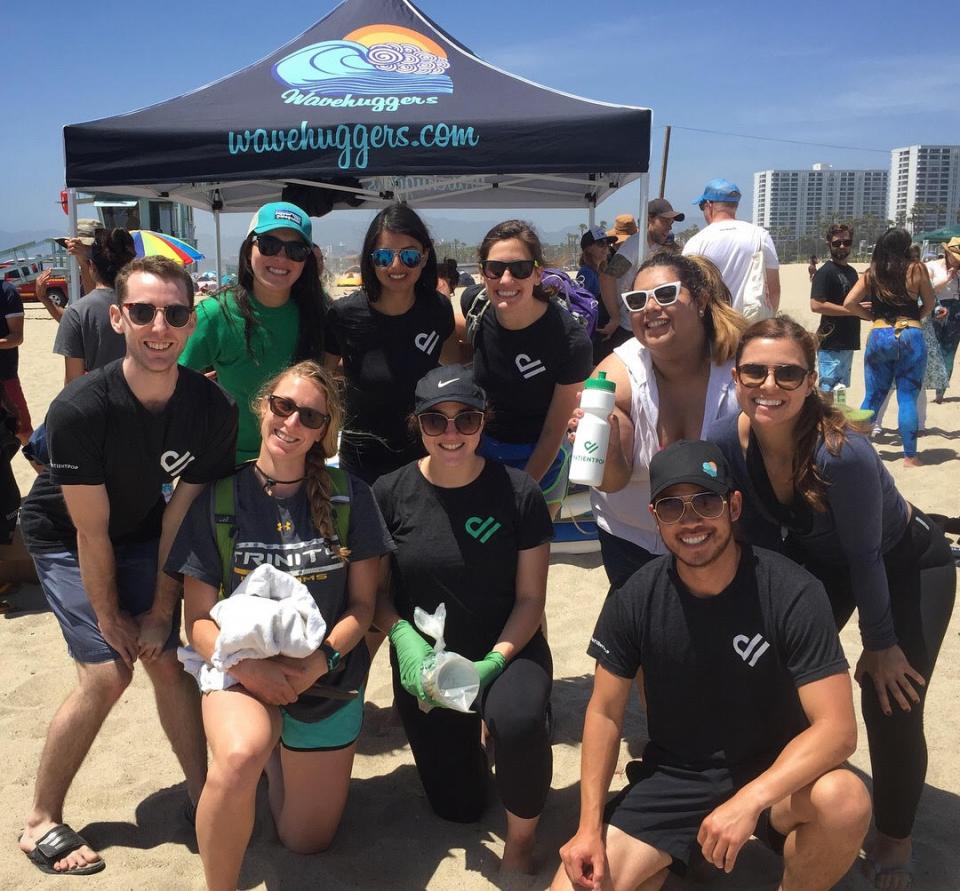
{"left": 659, "top": 126, "right": 672, "bottom": 198}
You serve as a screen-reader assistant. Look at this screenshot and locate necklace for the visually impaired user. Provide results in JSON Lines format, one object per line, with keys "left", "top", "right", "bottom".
{"left": 255, "top": 464, "right": 304, "bottom": 497}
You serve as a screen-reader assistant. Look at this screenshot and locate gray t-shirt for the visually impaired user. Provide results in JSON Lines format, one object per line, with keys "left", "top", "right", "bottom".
{"left": 53, "top": 287, "right": 126, "bottom": 371}
{"left": 167, "top": 463, "right": 395, "bottom": 720}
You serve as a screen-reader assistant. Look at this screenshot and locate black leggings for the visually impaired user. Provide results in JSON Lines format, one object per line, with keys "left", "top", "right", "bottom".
{"left": 391, "top": 632, "right": 553, "bottom": 822}
{"left": 803, "top": 509, "right": 956, "bottom": 839}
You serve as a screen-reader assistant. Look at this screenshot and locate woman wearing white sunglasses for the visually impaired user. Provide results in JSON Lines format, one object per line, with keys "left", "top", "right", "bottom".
{"left": 570, "top": 253, "right": 746, "bottom": 592}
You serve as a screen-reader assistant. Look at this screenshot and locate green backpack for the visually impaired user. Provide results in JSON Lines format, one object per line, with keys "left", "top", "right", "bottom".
{"left": 211, "top": 464, "right": 352, "bottom": 598}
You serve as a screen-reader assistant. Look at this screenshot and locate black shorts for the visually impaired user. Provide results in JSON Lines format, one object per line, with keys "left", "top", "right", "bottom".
{"left": 605, "top": 758, "right": 786, "bottom": 874}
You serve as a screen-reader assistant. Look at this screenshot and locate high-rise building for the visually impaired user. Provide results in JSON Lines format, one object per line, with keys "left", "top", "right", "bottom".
{"left": 887, "top": 145, "right": 960, "bottom": 233}
{"left": 753, "top": 164, "right": 888, "bottom": 237}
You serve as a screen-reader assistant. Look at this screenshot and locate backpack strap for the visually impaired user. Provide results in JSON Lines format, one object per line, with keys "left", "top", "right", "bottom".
{"left": 464, "top": 288, "right": 490, "bottom": 346}
{"left": 326, "top": 465, "right": 352, "bottom": 556}
{"left": 211, "top": 473, "right": 240, "bottom": 599}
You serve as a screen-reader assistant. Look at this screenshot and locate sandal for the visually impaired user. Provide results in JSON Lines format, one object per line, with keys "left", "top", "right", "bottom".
{"left": 21, "top": 824, "right": 105, "bottom": 876}
{"left": 860, "top": 851, "right": 914, "bottom": 889}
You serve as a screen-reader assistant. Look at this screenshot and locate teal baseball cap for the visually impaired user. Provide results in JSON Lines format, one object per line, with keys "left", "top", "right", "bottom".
{"left": 248, "top": 201, "right": 312, "bottom": 241}
{"left": 693, "top": 178, "right": 742, "bottom": 205}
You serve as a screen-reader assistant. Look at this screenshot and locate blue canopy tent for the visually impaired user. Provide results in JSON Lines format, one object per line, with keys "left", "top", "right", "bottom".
{"left": 62, "top": 0, "right": 651, "bottom": 282}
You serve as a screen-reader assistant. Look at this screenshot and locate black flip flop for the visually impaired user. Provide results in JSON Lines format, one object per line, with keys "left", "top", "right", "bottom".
{"left": 21, "top": 824, "right": 105, "bottom": 876}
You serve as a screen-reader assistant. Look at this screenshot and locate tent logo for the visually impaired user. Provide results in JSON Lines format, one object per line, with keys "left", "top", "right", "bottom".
{"left": 273, "top": 24, "right": 453, "bottom": 109}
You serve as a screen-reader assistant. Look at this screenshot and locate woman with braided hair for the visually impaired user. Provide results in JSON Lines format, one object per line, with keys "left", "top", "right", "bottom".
{"left": 167, "top": 360, "right": 393, "bottom": 890}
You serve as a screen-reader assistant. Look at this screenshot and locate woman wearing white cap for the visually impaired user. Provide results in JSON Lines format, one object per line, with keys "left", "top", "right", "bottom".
{"left": 373, "top": 364, "right": 554, "bottom": 874}
{"left": 180, "top": 201, "right": 327, "bottom": 462}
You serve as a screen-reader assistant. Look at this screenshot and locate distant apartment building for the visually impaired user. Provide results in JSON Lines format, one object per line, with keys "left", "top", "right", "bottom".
{"left": 888, "top": 145, "right": 960, "bottom": 233}
{"left": 753, "top": 164, "right": 888, "bottom": 237}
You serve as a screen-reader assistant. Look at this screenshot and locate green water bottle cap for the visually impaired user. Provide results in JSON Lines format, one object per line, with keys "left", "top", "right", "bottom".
{"left": 584, "top": 370, "right": 616, "bottom": 392}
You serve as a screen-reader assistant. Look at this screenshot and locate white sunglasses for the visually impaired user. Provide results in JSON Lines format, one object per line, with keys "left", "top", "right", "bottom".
{"left": 621, "top": 280, "right": 682, "bottom": 313}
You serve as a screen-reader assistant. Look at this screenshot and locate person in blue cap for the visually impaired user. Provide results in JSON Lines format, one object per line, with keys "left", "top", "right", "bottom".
{"left": 683, "top": 178, "right": 780, "bottom": 319}
{"left": 180, "top": 201, "right": 328, "bottom": 462}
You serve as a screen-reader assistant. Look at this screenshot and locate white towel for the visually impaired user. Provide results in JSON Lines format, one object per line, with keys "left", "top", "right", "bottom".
{"left": 178, "top": 564, "right": 327, "bottom": 693}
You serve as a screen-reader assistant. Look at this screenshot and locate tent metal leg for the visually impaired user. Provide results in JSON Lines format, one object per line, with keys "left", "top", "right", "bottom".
{"left": 68, "top": 188, "right": 80, "bottom": 305}
{"left": 214, "top": 208, "right": 223, "bottom": 282}
{"left": 637, "top": 173, "right": 649, "bottom": 251}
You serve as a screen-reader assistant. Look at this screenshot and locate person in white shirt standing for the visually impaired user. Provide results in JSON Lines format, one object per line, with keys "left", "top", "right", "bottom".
{"left": 682, "top": 178, "right": 781, "bottom": 318}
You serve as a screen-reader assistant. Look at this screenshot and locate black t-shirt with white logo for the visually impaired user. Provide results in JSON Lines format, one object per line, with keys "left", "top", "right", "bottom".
{"left": 461, "top": 293, "right": 593, "bottom": 444}
{"left": 812, "top": 261, "right": 861, "bottom": 351}
{"left": 373, "top": 460, "right": 553, "bottom": 660}
{"left": 20, "top": 359, "right": 238, "bottom": 553}
{"left": 588, "top": 545, "right": 847, "bottom": 769}
{"left": 325, "top": 290, "right": 454, "bottom": 480}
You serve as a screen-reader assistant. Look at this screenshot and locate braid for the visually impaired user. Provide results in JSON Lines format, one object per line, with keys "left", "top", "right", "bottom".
{"left": 305, "top": 446, "right": 351, "bottom": 561}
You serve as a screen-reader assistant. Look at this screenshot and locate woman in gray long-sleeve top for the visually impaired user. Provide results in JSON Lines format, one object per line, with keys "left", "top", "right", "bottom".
{"left": 707, "top": 315, "right": 955, "bottom": 889}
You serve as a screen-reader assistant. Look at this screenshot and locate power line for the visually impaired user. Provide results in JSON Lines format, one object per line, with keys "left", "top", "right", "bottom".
{"left": 664, "top": 125, "right": 890, "bottom": 155}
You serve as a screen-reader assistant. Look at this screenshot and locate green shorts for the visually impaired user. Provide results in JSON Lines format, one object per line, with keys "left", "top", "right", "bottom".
{"left": 281, "top": 687, "right": 365, "bottom": 752}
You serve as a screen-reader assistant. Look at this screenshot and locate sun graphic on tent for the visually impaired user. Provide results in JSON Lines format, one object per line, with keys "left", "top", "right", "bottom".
{"left": 273, "top": 23, "right": 454, "bottom": 96}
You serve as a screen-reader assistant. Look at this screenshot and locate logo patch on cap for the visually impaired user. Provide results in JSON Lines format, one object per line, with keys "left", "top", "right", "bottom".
{"left": 274, "top": 209, "right": 303, "bottom": 225}
{"left": 702, "top": 461, "right": 718, "bottom": 478}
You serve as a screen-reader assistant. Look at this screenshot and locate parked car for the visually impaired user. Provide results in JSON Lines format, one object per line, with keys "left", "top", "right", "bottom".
{"left": 335, "top": 265, "right": 362, "bottom": 288}
{"left": 1, "top": 261, "right": 69, "bottom": 307}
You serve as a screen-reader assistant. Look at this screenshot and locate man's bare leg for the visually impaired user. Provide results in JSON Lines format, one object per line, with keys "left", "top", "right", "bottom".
{"left": 551, "top": 825, "right": 671, "bottom": 891}
{"left": 18, "top": 660, "right": 132, "bottom": 872}
{"left": 773, "top": 768, "right": 871, "bottom": 891}
{"left": 142, "top": 650, "right": 207, "bottom": 805}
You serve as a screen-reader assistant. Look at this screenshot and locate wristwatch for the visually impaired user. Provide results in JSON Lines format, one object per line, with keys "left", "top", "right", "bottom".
{"left": 319, "top": 642, "right": 341, "bottom": 674}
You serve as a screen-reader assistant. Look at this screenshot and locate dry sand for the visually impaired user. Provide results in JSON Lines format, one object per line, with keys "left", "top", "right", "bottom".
{"left": 1, "top": 264, "right": 958, "bottom": 890}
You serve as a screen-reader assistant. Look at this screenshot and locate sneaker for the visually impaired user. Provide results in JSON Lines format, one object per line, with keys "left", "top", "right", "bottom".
{"left": 871, "top": 425, "right": 882, "bottom": 439}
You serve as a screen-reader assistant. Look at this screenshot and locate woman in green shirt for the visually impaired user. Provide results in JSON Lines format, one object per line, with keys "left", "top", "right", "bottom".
{"left": 180, "top": 202, "right": 328, "bottom": 461}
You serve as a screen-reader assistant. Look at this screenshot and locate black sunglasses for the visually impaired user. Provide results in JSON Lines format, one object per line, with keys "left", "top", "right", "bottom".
{"left": 480, "top": 259, "right": 538, "bottom": 280}
{"left": 418, "top": 410, "right": 484, "bottom": 437}
{"left": 621, "top": 281, "right": 682, "bottom": 312}
{"left": 653, "top": 491, "right": 727, "bottom": 524}
{"left": 122, "top": 302, "right": 194, "bottom": 328}
{"left": 831, "top": 239, "right": 853, "bottom": 248}
{"left": 254, "top": 234, "right": 312, "bottom": 262}
{"left": 370, "top": 248, "right": 423, "bottom": 268}
{"left": 267, "top": 394, "right": 331, "bottom": 430}
{"left": 736, "top": 363, "right": 811, "bottom": 390}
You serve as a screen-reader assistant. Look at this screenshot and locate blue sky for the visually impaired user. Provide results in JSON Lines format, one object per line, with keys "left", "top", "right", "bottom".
{"left": 2, "top": 0, "right": 957, "bottom": 251}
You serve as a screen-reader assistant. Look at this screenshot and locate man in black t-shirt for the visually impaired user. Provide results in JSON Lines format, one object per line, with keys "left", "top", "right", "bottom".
{"left": 0, "top": 278, "right": 32, "bottom": 443}
{"left": 553, "top": 441, "right": 870, "bottom": 891}
{"left": 811, "top": 223, "right": 860, "bottom": 401}
{"left": 17, "top": 257, "right": 237, "bottom": 877}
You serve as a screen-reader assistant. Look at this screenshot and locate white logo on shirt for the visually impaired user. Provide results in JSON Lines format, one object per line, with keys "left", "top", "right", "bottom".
{"left": 437, "top": 377, "right": 459, "bottom": 388}
{"left": 515, "top": 353, "right": 546, "bottom": 379}
{"left": 161, "top": 449, "right": 196, "bottom": 478}
{"left": 415, "top": 331, "right": 440, "bottom": 354}
{"left": 733, "top": 633, "right": 770, "bottom": 667}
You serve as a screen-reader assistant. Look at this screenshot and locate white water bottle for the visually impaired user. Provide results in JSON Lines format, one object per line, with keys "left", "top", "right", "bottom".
{"left": 569, "top": 371, "right": 617, "bottom": 487}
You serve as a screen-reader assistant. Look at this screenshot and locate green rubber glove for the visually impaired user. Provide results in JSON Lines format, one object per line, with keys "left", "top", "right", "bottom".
{"left": 388, "top": 619, "right": 434, "bottom": 701}
{"left": 474, "top": 651, "right": 507, "bottom": 690}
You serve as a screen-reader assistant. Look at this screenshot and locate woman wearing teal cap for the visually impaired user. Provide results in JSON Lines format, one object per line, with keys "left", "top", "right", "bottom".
{"left": 180, "top": 201, "right": 328, "bottom": 462}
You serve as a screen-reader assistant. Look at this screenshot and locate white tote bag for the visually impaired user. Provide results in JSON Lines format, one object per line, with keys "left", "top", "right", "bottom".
{"left": 738, "top": 226, "right": 772, "bottom": 322}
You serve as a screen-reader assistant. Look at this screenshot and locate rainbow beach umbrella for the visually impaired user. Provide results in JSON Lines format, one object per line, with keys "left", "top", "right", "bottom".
{"left": 130, "top": 230, "right": 204, "bottom": 265}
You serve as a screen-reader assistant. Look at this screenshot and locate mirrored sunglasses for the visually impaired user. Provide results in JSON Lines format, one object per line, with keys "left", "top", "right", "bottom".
{"left": 267, "top": 394, "right": 331, "bottom": 430}
{"left": 653, "top": 491, "right": 726, "bottom": 524}
{"left": 418, "top": 410, "right": 484, "bottom": 437}
{"left": 122, "top": 302, "right": 194, "bottom": 328}
{"left": 370, "top": 248, "right": 423, "bottom": 268}
{"left": 830, "top": 239, "right": 853, "bottom": 248}
{"left": 480, "top": 259, "right": 538, "bottom": 280}
{"left": 254, "top": 234, "right": 312, "bottom": 262}
{"left": 621, "top": 281, "right": 682, "bottom": 313}
{"left": 735, "top": 363, "right": 810, "bottom": 391}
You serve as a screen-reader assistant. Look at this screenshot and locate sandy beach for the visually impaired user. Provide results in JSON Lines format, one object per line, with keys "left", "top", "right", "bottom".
{"left": 1, "top": 263, "right": 958, "bottom": 890}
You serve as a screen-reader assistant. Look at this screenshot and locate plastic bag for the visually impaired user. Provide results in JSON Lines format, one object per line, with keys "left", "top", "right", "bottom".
{"left": 413, "top": 603, "right": 480, "bottom": 714}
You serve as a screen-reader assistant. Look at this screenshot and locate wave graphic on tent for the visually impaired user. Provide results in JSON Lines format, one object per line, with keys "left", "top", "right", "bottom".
{"left": 272, "top": 24, "right": 453, "bottom": 96}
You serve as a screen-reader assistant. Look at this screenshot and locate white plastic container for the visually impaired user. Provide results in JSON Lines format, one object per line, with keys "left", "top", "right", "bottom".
{"left": 569, "top": 371, "right": 617, "bottom": 487}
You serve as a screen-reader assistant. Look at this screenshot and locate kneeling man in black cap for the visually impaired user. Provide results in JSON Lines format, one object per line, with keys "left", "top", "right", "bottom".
{"left": 553, "top": 440, "right": 870, "bottom": 891}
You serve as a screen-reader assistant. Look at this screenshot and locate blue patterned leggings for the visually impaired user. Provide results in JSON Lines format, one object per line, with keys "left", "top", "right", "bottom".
{"left": 861, "top": 327, "right": 926, "bottom": 457}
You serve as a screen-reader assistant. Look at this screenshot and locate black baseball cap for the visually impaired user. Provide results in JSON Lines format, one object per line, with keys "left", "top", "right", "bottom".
{"left": 580, "top": 225, "right": 618, "bottom": 250}
{"left": 648, "top": 198, "right": 685, "bottom": 222}
{"left": 649, "top": 440, "right": 733, "bottom": 501}
{"left": 414, "top": 364, "right": 486, "bottom": 413}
